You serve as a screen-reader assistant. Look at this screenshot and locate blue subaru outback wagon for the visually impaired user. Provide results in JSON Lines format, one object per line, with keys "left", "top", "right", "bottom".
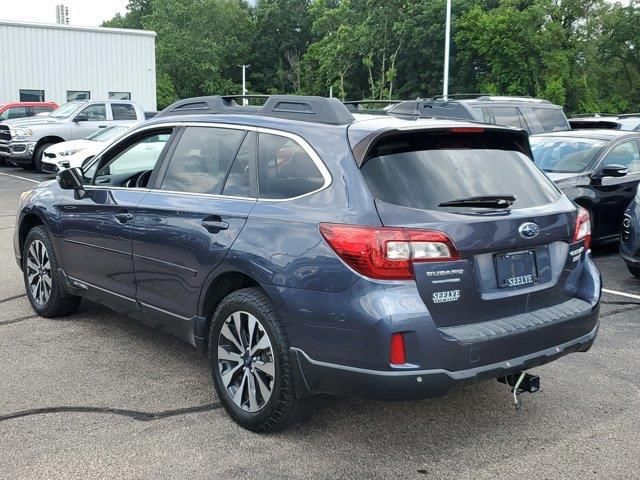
{"left": 14, "top": 95, "right": 601, "bottom": 431}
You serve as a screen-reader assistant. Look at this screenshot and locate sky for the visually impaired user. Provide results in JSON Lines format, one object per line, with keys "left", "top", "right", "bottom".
{"left": 0, "top": 0, "right": 129, "bottom": 27}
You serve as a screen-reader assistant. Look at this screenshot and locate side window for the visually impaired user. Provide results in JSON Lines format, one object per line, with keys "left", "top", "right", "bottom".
{"left": 602, "top": 141, "right": 640, "bottom": 173}
{"left": 160, "top": 127, "right": 245, "bottom": 195}
{"left": 483, "top": 107, "right": 524, "bottom": 129}
{"left": 222, "top": 131, "right": 256, "bottom": 197}
{"left": 7, "top": 107, "right": 27, "bottom": 119}
{"left": 111, "top": 103, "right": 137, "bottom": 121}
{"left": 93, "top": 130, "right": 172, "bottom": 187}
{"left": 258, "top": 133, "right": 325, "bottom": 199}
{"left": 78, "top": 104, "right": 106, "bottom": 121}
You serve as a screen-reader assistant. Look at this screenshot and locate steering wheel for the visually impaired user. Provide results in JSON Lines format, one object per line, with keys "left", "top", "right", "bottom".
{"left": 136, "top": 170, "right": 153, "bottom": 188}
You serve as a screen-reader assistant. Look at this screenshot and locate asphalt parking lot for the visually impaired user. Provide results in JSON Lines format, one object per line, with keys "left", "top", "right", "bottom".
{"left": 1, "top": 167, "right": 639, "bottom": 480}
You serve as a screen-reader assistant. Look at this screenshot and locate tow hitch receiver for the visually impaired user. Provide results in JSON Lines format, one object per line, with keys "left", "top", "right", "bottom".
{"left": 497, "top": 372, "right": 540, "bottom": 410}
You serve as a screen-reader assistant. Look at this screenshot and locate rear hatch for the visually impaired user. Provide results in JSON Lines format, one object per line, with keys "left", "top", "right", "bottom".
{"left": 355, "top": 126, "right": 588, "bottom": 328}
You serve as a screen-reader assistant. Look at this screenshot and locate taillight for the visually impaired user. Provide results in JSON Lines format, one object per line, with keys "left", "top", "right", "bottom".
{"left": 319, "top": 223, "right": 459, "bottom": 280}
{"left": 573, "top": 207, "right": 591, "bottom": 249}
{"left": 390, "top": 333, "right": 406, "bottom": 365}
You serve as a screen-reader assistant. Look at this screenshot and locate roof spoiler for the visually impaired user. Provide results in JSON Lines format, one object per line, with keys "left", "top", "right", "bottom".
{"left": 351, "top": 126, "right": 532, "bottom": 168}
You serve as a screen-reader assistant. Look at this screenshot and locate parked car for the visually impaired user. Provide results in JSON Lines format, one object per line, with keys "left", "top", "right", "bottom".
{"left": 530, "top": 130, "right": 640, "bottom": 243}
{"left": 0, "top": 100, "right": 146, "bottom": 171}
{"left": 386, "top": 95, "right": 570, "bottom": 134}
{"left": 14, "top": 95, "right": 601, "bottom": 431}
{"left": 620, "top": 186, "right": 640, "bottom": 278}
{"left": 569, "top": 114, "right": 640, "bottom": 132}
{"left": 0, "top": 101, "right": 58, "bottom": 122}
{"left": 40, "top": 124, "right": 137, "bottom": 174}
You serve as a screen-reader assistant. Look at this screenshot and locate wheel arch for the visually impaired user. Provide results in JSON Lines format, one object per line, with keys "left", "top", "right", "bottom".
{"left": 197, "top": 269, "right": 271, "bottom": 349}
{"left": 18, "top": 212, "right": 47, "bottom": 267}
{"left": 35, "top": 136, "right": 65, "bottom": 151}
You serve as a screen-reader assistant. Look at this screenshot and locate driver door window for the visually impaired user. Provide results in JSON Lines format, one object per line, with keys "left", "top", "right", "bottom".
{"left": 602, "top": 141, "right": 640, "bottom": 173}
{"left": 78, "top": 104, "right": 107, "bottom": 121}
{"left": 93, "top": 131, "right": 172, "bottom": 188}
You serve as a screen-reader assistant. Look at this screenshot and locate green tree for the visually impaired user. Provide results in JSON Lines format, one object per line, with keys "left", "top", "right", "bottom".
{"left": 455, "top": 1, "right": 570, "bottom": 99}
{"left": 250, "top": 0, "right": 312, "bottom": 94}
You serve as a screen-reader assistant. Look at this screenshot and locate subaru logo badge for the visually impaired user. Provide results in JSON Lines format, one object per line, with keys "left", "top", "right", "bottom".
{"left": 519, "top": 222, "right": 540, "bottom": 239}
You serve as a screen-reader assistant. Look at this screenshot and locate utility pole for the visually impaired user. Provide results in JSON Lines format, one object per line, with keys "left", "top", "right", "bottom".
{"left": 443, "top": 0, "right": 452, "bottom": 101}
{"left": 238, "top": 64, "right": 250, "bottom": 105}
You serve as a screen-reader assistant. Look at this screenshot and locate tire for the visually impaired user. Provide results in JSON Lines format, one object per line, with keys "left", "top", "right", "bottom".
{"left": 32, "top": 143, "right": 54, "bottom": 173}
{"left": 628, "top": 265, "right": 640, "bottom": 278}
{"left": 209, "top": 287, "right": 311, "bottom": 432}
{"left": 23, "top": 225, "right": 81, "bottom": 318}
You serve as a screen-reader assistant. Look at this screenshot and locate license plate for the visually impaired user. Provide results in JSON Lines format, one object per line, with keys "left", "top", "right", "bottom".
{"left": 495, "top": 250, "right": 538, "bottom": 288}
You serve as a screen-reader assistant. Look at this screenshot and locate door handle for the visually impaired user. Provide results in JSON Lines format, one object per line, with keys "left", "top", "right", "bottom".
{"left": 114, "top": 212, "right": 134, "bottom": 223}
{"left": 202, "top": 218, "right": 229, "bottom": 233}
{"left": 98, "top": 125, "right": 108, "bottom": 129}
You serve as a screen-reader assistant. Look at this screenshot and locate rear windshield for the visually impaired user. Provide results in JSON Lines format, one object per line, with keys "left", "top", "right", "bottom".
{"left": 361, "top": 132, "right": 561, "bottom": 211}
{"left": 617, "top": 118, "right": 640, "bottom": 131}
{"left": 530, "top": 136, "right": 605, "bottom": 173}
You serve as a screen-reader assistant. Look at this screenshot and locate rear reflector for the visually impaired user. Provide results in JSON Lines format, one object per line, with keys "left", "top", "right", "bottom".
{"left": 573, "top": 207, "right": 592, "bottom": 250}
{"left": 319, "top": 223, "right": 460, "bottom": 280}
{"left": 390, "top": 333, "right": 406, "bottom": 365}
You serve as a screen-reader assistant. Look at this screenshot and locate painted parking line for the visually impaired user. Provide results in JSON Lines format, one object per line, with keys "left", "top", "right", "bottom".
{"left": 603, "top": 288, "right": 640, "bottom": 301}
{"left": 0, "top": 171, "right": 40, "bottom": 184}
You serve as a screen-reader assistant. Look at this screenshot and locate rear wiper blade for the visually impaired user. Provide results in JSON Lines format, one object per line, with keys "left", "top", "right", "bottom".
{"left": 438, "top": 195, "right": 516, "bottom": 208}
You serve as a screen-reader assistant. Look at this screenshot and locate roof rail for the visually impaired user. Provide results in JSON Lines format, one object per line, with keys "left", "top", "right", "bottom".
{"left": 431, "top": 93, "right": 490, "bottom": 100}
{"left": 430, "top": 93, "right": 552, "bottom": 104}
{"left": 156, "top": 95, "right": 355, "bottom": 125}
{"left": 474, "top": 95, "right": 548, "bottom": 103}
{"left": 569, "top": 113, "right": 617, "bottom": 118}
{"left": 616, "top": 113, "right": 640, "bottom": 118}
{"left": 344, "top": 99, "right": 403, "bottom": 108}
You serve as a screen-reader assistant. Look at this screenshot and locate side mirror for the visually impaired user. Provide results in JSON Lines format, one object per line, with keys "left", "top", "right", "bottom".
{"left": 73, "top": 113, "right": 89, "bottom": 122}
{"left": 57, "top": 167, "right": 86, "bottom": 198}
{"left": 601, "top": 164, "right": 629, "bottom": 178}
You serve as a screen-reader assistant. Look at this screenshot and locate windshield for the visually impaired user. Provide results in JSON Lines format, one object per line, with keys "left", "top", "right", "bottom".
{"left": 361, "top": 132, "right": 561, "bottom": 211}
{"left": 530, "top": 136, "right": 605, "bottom": 173}
{"left": 86, "top": 126, "right": 129, "bottom": 142}
{"left": 49, "top": 103, "right": 82, "bottom": 119}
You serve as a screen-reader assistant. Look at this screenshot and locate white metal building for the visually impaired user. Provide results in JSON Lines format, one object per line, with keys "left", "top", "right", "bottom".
{"left": 0, "top": 20, "right": 157, "bottom": 110}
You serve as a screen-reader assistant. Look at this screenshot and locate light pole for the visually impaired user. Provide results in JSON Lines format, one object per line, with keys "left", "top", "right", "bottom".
{"left": 238, "top": 64, "right": 250, "bottom": 105}
{"left": 443, "top": 0, "right": 452, "bottom": 100}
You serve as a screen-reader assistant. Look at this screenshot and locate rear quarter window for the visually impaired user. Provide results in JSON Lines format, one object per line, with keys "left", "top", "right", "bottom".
{"left": 258, "top": 133, "right": 325, "bottom": 199}
{"left": 522, "top": 107, "right": 569, "bottom": 134}
{"left": 361, "top": 131, "right": 561, "bottom": 211}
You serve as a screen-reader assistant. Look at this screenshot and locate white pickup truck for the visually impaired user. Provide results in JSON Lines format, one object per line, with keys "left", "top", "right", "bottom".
{"left": 0, "top": 100, "right": 146, "bottom": 172}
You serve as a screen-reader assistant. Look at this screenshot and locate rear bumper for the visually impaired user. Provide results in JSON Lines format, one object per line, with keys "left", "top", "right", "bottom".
{"left": 293, "top": 308, "right": 599, "bottom": 401}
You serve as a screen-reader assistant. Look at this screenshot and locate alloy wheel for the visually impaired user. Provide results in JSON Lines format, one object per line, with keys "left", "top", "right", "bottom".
{"left": 217, "top": 311, "right": 275, "bottom": 412}
{"left": 26, "top": 239, "right": 52, "bottom": 306}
